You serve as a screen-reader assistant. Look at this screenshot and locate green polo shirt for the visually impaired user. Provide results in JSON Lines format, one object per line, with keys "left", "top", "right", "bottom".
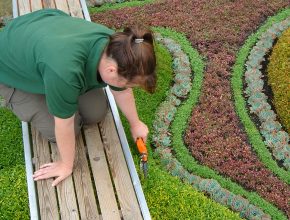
{"left": 0, "top": 9, "right": 120, "bottom": 118}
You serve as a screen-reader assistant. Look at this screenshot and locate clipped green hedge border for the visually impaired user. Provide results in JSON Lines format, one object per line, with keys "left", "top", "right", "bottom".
{"left": 244, "top": 18, "right": 290, "bottom": 170}
{"left": 231, "top": 8, "right": 290, "bottom": 183}
{"left": 154, "top": 27, "right": 285, "bottom": 220}
{"left": 88, "top": 0, "right": 155, "bottom": 13}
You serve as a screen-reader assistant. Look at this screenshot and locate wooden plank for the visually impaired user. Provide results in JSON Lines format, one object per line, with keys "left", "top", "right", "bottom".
{"left": 67, "top": 0, "right": 84, "bottom": 18}
{"left": 42, "top": 0, "right": 56, "bottom": 8}
{"left": 32, "top": 128, "right": 59, "bottom": 220}
{"left": 54, "top": 0, "right": 70, "bottom": 14}
{"left": 73, "top": 134, "right": 100, "bottom": 220}
{"left": 50, "top": 143, "right": 80, "bottom": 220}
{"left": 30, "top": 0, "right": 43, "bottom": 12}
{"left": 99, "top": 110, "right": 142, "bottom": 220}
{"left": 17, "top": 0, "right": 31, "bottom": 15}
{"left": 84, "top": 124, "right": 121, "bottom": 220}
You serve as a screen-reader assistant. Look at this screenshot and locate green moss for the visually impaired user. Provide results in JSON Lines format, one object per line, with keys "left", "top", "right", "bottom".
{"left": 0, "top": 165, "right": 29, "bottom": 220}
{"left": 0, "top": 0, "right": 12, "bottom": 18}
{"left": 89, "top": 0, "right": 155, "bottom": 13}
{"left": 267, "top": 27, "right": 290, "bottom": 133}
{"left": 0, "top": 108, "right": 24, "bottom": 169}
{"left": 0, "top": 109, "right": 28, "bottom": 219}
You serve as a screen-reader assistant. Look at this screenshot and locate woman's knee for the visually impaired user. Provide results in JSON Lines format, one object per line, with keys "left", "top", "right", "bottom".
{"left": 32, "top": 111, "right": 83, "bottom": 143}
{"left": 78, "top": 88, "right": 108, "bottom": 124}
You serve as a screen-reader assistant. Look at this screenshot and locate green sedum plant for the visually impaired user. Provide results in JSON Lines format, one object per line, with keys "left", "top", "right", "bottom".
{"left": 267, "top": 28, "right": 290, "bottom": 134}
{"left": 88, "top": 0, "right": 154, "bottom": 13}
{"left": 0, "top": 108, "right": 29, "bottom": 219}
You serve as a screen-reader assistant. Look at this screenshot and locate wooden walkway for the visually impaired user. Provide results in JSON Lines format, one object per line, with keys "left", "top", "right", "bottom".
{"left": 13, "top": 0, "right": 150, "bottom": 219}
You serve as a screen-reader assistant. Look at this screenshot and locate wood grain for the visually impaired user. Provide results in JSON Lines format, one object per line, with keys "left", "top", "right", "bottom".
{"left": 50, "top": 143, "right": 80, "bottom": 220}
{"left": 42, "top": 0, "right": 56, "bottom": 8}
{"left": 67, "top": 0, "right": 84, "bottom": 18}
{"left": 54, "top": 0, "right": 70, "bottom": 14}
{"left": 17, "top": 0, "right": 31, "bottom": 15}
{"left": 32, "top": 128, "right": 59, "bottom": 220}
{"left": 30, "top": 0, "right": 42, "bottom": 11}
{"left": 100, "top": 110, "right": 142, "bottom": 220}
{"left": 73, "top": 134, "right": 100, "bottom": 220}
{"left": 84, "top": 124, "right": 121, "bottom": 220}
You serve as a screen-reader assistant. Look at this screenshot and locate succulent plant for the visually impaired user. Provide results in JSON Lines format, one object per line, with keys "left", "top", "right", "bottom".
{"left": 258, "top": 109, "right": 276, "bottom": 122}
{"left": 245, "top": 73, "right": 262, "bottom": 85}
{"left": 247, "top": 92, "right": 267, "bottom": 103}
{"left": 245, "top": 79, "right": 264, "bottom": 95}
{"left": 244, "top": 18, "right": 290, "bottom": 170}
{"left": 260, "top": 120, "right": 282, "bottom": 134}
{"left": 245, "top": 67, "right": 262, "bottom": 76}
{"left": 249, "top": 100, "right": 270, "bottom": 114}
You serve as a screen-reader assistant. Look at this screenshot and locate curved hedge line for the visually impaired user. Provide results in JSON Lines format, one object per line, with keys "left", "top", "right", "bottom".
{"left": 244, "top": 19, "right": 290, "bottom": 170}
{"left": 88, "top": 0, "right": 154, "bottom": 13}
{"left": 87, "top": 0, "right": 146, "bottom": 7}
{"left": 231, "top": 8, "right": 290, "bottom": 183}
{"left": 267, "top": 28, "right": 290, "bottom": 133}
{"left": 120, "top": 42, "right": 240, "bottom": 219}
{"left": 153, "top": 27, "right": 286, "bottom": 220}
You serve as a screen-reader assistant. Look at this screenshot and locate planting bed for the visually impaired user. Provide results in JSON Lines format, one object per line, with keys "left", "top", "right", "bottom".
{"left": 0, "top": 0, "right": 289, "bottom": 219}
{"left": 91, "top": 0, "right": 290, "bottom": 219}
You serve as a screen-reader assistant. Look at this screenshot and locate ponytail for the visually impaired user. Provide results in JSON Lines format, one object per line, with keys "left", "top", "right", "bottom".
{"left": 106, "top": 26, "right": 157, "bottom": 93}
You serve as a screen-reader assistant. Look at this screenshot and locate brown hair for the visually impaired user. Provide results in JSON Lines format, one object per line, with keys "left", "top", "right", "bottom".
{"left": 106, "top": 26, "right": 157, "bottom": 93}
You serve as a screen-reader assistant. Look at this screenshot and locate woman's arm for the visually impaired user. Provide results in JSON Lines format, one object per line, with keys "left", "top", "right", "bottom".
{"left": 33, "top": 115, "right": 76, "bottom": 186}
{"left": 111, "top": 88, "right": 148, "bottom": 142}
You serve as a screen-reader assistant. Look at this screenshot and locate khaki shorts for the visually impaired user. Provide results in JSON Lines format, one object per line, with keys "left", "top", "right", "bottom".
{"left": 0, "top": 83, "right": 108, "bottom": 142}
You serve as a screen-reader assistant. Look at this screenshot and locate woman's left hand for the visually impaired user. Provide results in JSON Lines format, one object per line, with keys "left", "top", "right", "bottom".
{"left": 130, "top": 120, "right": 149, "bottom": 143}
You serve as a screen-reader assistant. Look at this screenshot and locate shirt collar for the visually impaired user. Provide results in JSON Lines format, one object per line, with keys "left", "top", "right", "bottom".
{"left": 85, "top": 37, "right": 109, "bottom": 89}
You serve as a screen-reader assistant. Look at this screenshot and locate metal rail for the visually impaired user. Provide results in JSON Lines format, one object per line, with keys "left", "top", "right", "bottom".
{"left": 12, "top": 2, "right": 40, "bottom": 219}
{"left": 22, "top": 121, "right": 39, "bottom": 220}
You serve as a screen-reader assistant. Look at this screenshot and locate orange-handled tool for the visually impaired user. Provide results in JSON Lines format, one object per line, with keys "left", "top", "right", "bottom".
{"left": 136, "top": 138, "right": 148, "bottom": 178}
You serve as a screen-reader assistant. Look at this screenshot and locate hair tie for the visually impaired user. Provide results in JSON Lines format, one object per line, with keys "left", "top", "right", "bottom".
{"left": 135, "top": 38, "right": 144, "bottom": 44}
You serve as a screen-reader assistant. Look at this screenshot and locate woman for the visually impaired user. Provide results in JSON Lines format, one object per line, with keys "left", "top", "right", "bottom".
{"left": 0, "top": 9, "right": 156, "bottom": 186}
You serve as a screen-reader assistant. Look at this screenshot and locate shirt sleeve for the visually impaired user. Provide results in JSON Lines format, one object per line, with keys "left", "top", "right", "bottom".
{"left": 43, "top": 66, "right": 81, "bottom": 119}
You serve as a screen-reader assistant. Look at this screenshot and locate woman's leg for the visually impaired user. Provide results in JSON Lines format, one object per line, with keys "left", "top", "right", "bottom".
{"left": 0, "top": 84, "right": 82, "bottom": 142}
{"left": 78, "top": 88, "right": 108, "bottom": 125}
